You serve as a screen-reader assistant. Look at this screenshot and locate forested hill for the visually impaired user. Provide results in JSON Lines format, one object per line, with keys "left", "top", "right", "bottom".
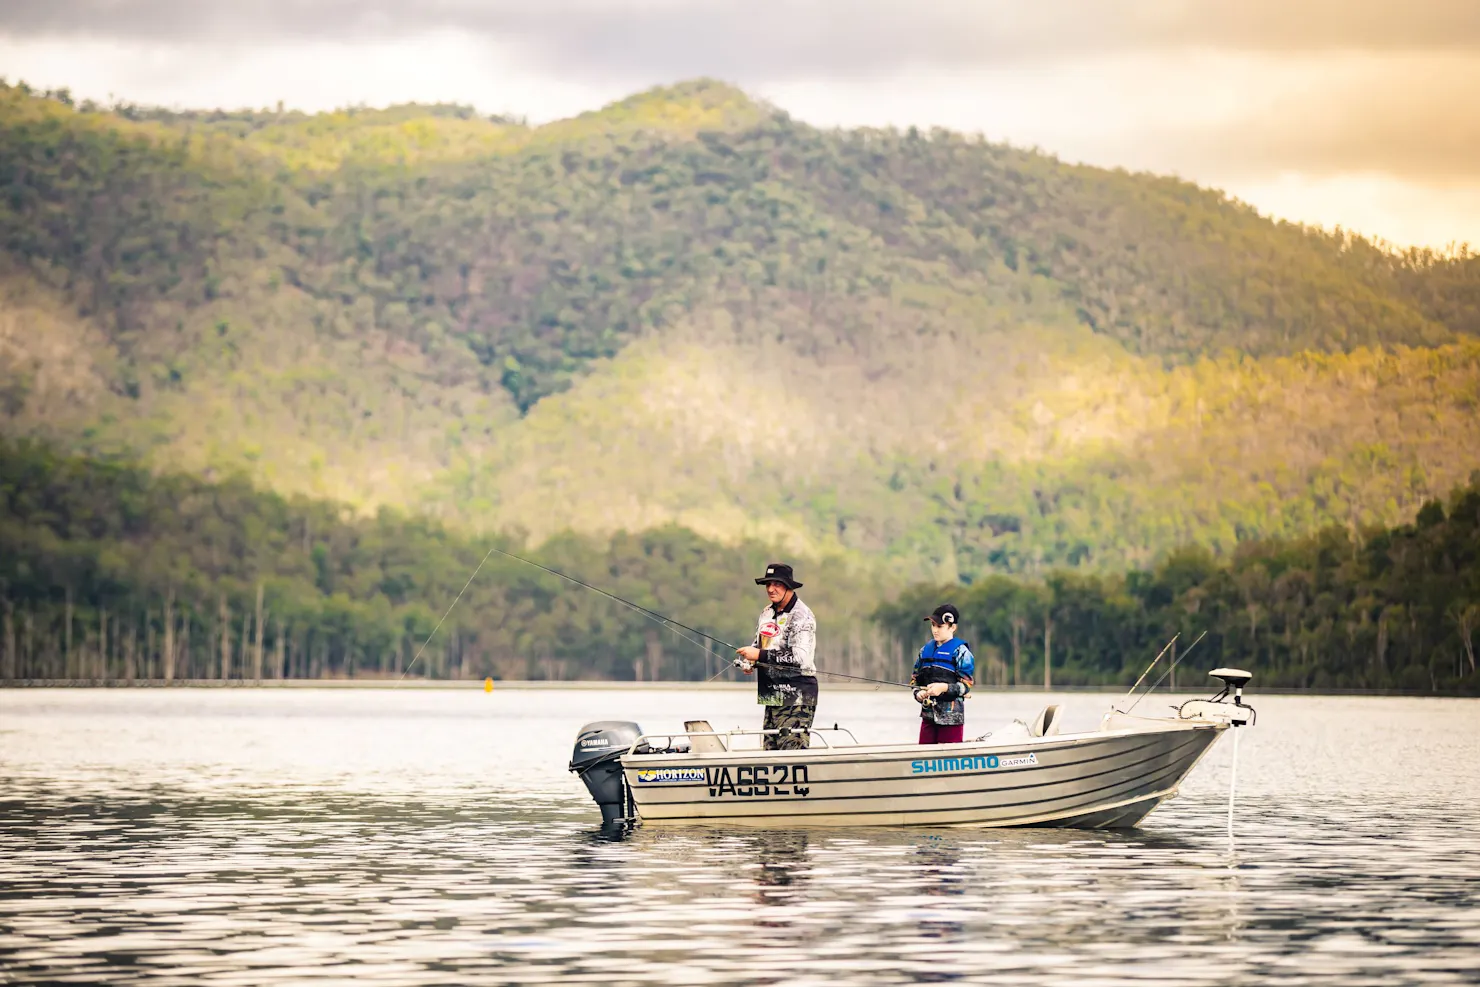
{"left": 3, "top": 79, "right": 1480, "bottom": 582}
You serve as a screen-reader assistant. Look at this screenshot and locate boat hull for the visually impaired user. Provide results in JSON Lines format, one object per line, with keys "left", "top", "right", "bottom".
{"left": 621, "top": 719, "right": 1225, "bottom": 829}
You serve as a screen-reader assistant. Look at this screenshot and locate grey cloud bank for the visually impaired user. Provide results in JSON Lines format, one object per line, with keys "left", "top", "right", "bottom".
{"left": 5, "top": 0, "right": 1480, "bottom": 82}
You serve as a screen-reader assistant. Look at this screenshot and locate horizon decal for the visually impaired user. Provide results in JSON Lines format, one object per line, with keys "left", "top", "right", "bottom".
{"left": 910, "top": 753, "right": 1039, "bottom": 774}
{"left": 635, "top": 767, "right": 707, "bottom": 784}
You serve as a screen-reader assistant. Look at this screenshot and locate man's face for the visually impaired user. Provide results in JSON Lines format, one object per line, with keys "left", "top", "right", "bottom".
{"left": 765, "top": 581, "right": 788, "bottom": 604}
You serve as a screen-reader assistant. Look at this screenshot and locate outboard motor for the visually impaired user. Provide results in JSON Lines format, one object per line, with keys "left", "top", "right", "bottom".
{"left": 569, "top": 721, "right": 642, "bottom": 828}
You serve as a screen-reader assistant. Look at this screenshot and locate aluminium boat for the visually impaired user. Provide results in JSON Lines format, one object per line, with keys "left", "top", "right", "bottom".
{"left": 570, "top": 669, "right": 1255, "bottom": 830}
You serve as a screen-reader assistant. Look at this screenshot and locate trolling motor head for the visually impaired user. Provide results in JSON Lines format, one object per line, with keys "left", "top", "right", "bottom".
{"left": 1209, "top": 667, "right": 1252, "bottom": 704}
{"left": 1177, "top": 668, "right": 1257, "bottom": 726}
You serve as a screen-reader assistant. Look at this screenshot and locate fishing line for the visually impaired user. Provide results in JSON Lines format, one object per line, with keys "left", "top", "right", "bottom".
{"left": 397, "top": 543, "right": 501, "bottom": 682}
{"left": 397, "top": 543, "right": 732, "bottom": 681}
{"left": 400, "top": 543, "right": 922, "bottom": 691}
{"left": 1125, "top": 630, "right": 1208, "bottom": 713}
{"left": 713, "top": 657, "right": 916, "bottom": 691}
{"left": 484, "top": 546, "right": 739, "bottom": 653}
{"left": 480, "top": 548, "right": 917, "bottom": 688}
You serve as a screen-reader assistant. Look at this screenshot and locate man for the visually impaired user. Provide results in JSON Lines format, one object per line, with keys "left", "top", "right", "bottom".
{"left": 735, "top": 562, "right": 818, "bottom": 751}
{"left": 912, "top": 604, "right": 975, "bottom": 744}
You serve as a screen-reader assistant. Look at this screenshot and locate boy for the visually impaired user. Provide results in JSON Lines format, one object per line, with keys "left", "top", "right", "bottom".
{"left": 912, "top": 604, "right": 975, "bottom": 744}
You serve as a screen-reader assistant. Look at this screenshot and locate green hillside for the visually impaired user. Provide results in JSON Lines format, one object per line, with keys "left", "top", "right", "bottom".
{"left": 3, "top": 78, "right": 1480, "bottom": 585}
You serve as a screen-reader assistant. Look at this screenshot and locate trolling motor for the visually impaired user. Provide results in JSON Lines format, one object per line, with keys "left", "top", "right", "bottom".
{"left": 569, "top": 721, "right": 643, "bottom": 828}
{"left": 1177, "top": 667, "right": 1257, "bottom": 726}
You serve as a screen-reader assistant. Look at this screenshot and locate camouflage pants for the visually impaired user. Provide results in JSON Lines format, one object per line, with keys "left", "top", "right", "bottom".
{"left": 763, "top": 704, "right": 816, "bottom": 751}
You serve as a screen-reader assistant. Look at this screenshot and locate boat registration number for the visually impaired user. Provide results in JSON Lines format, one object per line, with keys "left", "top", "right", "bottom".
{"left": 707, "top": 764, "right": 810, "bottom": 798}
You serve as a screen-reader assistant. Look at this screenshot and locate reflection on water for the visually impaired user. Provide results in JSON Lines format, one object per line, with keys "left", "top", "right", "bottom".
{"left": 2, "top": 688, "right": 1479, "bottom": 985}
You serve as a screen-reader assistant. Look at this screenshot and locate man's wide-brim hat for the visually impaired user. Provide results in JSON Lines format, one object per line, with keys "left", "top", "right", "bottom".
{"left": 755, "top": 562, "right": 803, "bottom": 590}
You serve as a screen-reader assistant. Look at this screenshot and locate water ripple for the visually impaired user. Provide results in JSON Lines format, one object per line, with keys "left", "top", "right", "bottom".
{"left": 2, "top": 689, "right": 1479, "bottom": 985}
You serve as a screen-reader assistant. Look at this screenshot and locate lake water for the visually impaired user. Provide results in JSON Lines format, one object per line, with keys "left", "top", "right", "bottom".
{"left": 2, "top": 686, "right": 1478, "bottom": 985}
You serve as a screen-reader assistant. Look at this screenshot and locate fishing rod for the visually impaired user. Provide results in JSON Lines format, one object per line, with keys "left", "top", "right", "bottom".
{"left": 399, "top": 543, "right": 922, "bottom": 690}
{"left": 462, "top": 547, "right": 929, "bottom": 691}
{"left": 1123, "top": 633, "right": 1179, "bottom": 699}
{"left": 481, "top": 545, "right": 740, "bottom": 653}
{"left": 1124, "top": 630, "right": 1208, "bottom": 714}
{"left": 397, "top": 543, "right": 735, "bottom": 681}
{"left": 711, "top": 656, "right": 916, "bottom": 692}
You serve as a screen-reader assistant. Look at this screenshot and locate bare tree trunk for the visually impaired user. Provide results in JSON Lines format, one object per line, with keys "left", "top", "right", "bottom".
{"left": 1461, "top": 608, "right": 1476, "bottom": 675}
{"left": 125, "top": 614, "right": 137, "bottom": 684}
{"left": 2, "top": 595, "right": 14, "bottom": 682}
{"left": 239, "top": 608, "right": 250, "bottom": 682}
{"left": 22, "top": 608, "right": 33, "bottom": 679}
{"left": 146, "top": 611, "right": 155, "bottom": 682}
{"left": 99, "top": 608, "right": 108, "bottom": 683}
{"left": 1043, "top": 614, "right": 1053, "bottom": 691}
{"left": 64, "top": 587, "right": 73, "bottom": 680}
{"left": 274, "top": 617, "right": 286, "bottom": 680}
{"left": 219, "top": 596, "right": 231, "bottom": 680}
{"left": 163, "top": 591, "right": 176, "bottom": 682}
{"left": 1010, "top": 613, "right": 1023, "bottom": 688}
{"left": 644, "top": 629, "right": 663, "bottom": 682}
{"left": 1169, "top": 639, "right": 1177, "bottom": 691}
{"left": 253, "top": 583, "right": 265, "bottom": 683}
{"left": 179, "top": 614, "right": 191, "bottom": 681}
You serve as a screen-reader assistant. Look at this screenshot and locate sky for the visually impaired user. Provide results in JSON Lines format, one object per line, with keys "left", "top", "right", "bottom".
{"left": 3, "top": 0, "right": 1478, "bottom": 250}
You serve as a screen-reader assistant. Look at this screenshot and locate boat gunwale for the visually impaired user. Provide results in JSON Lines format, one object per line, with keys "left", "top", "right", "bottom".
{"left": 620, "top": 716, "right": 1225, "bottom": 769}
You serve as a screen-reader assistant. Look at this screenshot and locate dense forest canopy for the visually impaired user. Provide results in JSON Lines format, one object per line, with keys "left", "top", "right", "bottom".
{"left": 1, "top": 442, "right": 1475, "bottom": 693}
{"left": 1, "top": 79, "right": 1479, "bottom": 690}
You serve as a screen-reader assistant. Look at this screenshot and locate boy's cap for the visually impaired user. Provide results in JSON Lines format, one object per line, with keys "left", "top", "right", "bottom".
{"left": 924, "top": 604, "right": 959, "bottom": 626}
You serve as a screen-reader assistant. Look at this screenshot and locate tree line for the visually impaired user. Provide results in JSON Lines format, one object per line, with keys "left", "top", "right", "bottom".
{"left": 0, "top": 441, "right": 892, "bottom": 685}
{"left": 2, "top": 440, "right": 1476, "bottom": 693}
{"left": 877, "top": 474, "right": 1480, "bottom": 694}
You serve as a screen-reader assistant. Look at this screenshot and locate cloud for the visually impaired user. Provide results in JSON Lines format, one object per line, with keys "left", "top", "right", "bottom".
{"left": 3, "top": 0, "right": 1479, "bottom": 82}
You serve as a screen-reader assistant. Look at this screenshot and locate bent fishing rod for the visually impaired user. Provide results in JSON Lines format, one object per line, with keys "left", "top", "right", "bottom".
{"left": 492, "top": 546, "right": 919, "bottom": 690}
{"left": 399, "top": 542, "right": 732, "bottom": 680}
{"left": 398, "top": 542, "right": 918, "bottom": 690}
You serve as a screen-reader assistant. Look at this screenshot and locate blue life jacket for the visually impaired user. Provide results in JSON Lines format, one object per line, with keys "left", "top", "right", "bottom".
{"left": 914, "top": 638, "right": 967, "bottom": 687}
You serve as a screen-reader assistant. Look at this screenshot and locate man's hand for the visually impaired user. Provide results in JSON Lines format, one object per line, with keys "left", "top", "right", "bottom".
{"left": 735, "top": 646, "right": 760, "bottom": 674}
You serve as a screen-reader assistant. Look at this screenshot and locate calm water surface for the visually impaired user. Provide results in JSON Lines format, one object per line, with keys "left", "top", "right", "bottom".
{"left": 2, "top": 687, "right": 1478, "bottom": 985}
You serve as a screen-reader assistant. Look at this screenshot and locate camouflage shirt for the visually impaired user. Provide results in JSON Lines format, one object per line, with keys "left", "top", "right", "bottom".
{"left": 752, "top": 594, "right": 819, "bottom": 707}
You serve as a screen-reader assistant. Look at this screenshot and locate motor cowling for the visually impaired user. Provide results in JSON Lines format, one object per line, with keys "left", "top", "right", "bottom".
{"left": 569, "top": 721, "right": 642, "bottom": 827}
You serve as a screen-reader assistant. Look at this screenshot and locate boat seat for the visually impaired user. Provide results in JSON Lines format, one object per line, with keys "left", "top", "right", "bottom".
{"left": 1030, "top": 705, "right": 1062, "bottom": 737}
{"left": 684, "top": 720, "right": 728, "bottom": 753}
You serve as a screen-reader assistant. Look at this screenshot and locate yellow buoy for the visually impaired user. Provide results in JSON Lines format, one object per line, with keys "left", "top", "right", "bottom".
{"left": 484, "top": 676, "right": 494, "bottom": 693}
